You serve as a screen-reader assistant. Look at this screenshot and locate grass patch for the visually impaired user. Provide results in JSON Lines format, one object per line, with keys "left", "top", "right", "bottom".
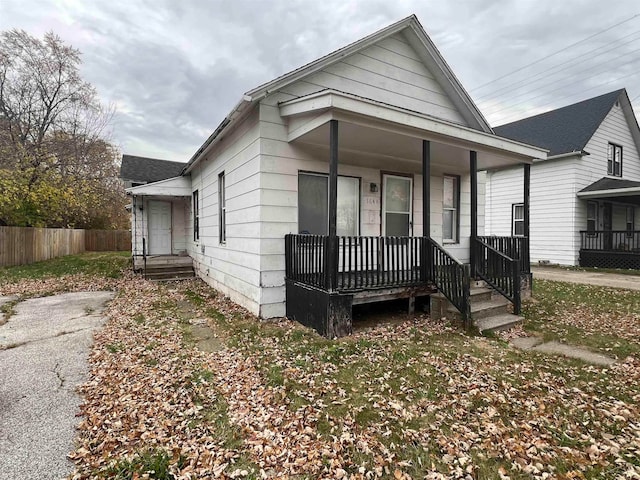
{"left": 101, "top": 448, "right": 179, "bottom": 479}
{"left": 106, "top": 342, "right": 125, "bottom": 353}
{"left": 523, "top": 279, "right": 640, "bottom": 358}
{"left": 0, "top": 251, "right": 130, "bottom": 282}
{"left": 0, "top": 299, "right": 19, "bottom": 323}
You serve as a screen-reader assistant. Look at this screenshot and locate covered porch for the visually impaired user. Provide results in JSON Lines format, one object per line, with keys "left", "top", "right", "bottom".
{"left": 280, "top": 90, "right": 545, "bottom": 337}
{"left": 126, "top": 177, "right": 192, "bottom": 275}
{"left": 578, "top": 178, "right": 640, "bottom": 269}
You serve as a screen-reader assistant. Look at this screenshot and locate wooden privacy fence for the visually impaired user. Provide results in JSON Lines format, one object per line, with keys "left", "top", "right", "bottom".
{"left": 85, "top": 229, "right": 131, "bottom": 252}
{"left": 0, "top": 227, "right": 131, "bottom": 267}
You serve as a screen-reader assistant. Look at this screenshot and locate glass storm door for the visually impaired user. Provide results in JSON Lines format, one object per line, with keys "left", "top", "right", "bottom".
{"left": 382, "top": 174, "right": 412, "bottom": 236}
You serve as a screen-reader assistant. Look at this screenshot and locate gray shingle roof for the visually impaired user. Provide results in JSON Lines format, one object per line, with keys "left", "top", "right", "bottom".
{"left": 494, "top": 89, "right": 625, "bottom": 157}
{"left": 579, "top": 177, "right": 640, "bottom": 192}
{"left": 120, "top": 154, "right": 185, "bottom": 183}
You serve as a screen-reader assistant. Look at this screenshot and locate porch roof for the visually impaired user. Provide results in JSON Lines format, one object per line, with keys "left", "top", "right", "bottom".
{"left": 577, "top": 177, "right": 640, "bottom": 205}
{"left": 126, "top": 176, "right": 191, "bottom": 197}
{"left": 279, "top": 89, "right": 547, "bottom": 170}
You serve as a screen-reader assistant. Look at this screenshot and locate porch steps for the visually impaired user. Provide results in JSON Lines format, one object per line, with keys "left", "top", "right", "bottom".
{"left": 144, "top": 264, "right": 195, "bottom": 281}
{"left": 475, "top": 313, "right": 524, "bottom": 333}
{"left": 438, "top": 286, "right": 523, "bottom": 334}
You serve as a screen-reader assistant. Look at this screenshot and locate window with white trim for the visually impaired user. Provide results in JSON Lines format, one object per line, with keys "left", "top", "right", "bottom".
{"left": 512, "top": 203, "right": 524, "bottom": 237}
{"left": 587, "top": 201, "right": 598, "bottom": 234}
{"left": 443, "top": 175, "right": 459, "bottom": 243}
{"left": 298, "top": 172, "right": 360, "bottom": 236}
{"left": 607, "top": 143, "right": 622, "bottom": 177}
{"left": 192, "top": 190, "right": 199, "bottom": 241}
{"left": 626, "top": 206, "right": 635, "bottom": 236}
{"left": 218, "top": 172, "right": 226, "bottom": 244}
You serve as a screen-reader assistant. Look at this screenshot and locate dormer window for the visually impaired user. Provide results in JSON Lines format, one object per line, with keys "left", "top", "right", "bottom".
{"left": 607, "top": 143, "right": 622, "bottom": 177}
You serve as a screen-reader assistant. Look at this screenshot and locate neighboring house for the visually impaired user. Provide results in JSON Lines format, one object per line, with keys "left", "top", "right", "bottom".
{"left": 123, "top": 15, "right": 545, "bottom": 336}
{"left": 486, "top": 89, "right": 640, "bottom": 269}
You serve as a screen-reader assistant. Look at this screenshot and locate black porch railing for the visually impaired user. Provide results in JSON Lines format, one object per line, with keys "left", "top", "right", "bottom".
{"left": 285, "top": 234, "right": 328, "bottom": 289}
{"left": 476, "top": 235, "right": 529, "bottom": 273}
{"left": 580, "top": 230, "right": 640, "bottom": 252}
{"left": 285, "top": 234, "right": 427, "bottom": 292}
{"left": 472, "top": 238, "right": 521, "bottom": 314}
{"left": 285, "top": 234, "right": 472, "bottom": 323}
{"left": 426, "top": 238, "right": 471, "bottom": 327}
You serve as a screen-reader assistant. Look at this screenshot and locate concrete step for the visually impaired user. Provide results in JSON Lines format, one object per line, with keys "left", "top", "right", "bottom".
{"left": 475, "top": 313, "right": 523, "bottom": 333}
{"left": 448, "top": 297, "right": 510, "bottom": 320}
{"left": 144, "top": 265, "right": 195, "bottom": 274}
{"left": 145, "top": 269, "right": 195, "bottom": 281}
{"left": 469, "top": 287, "right": 493, "bottom": 303}
{"left": 470, "top": 298, "right": 510, "bottom": 319}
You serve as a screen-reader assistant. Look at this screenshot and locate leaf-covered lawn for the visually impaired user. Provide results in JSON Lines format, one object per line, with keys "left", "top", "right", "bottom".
{"left": 524, "top": 280, "right": 640, "bottom": 359}
{"left": 1, "top": 255, "right": 638, "bottom": 479}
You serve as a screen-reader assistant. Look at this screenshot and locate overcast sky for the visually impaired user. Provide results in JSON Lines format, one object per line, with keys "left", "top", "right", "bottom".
{"left": 1, "top": 0, "right": 639, "bottom": 162}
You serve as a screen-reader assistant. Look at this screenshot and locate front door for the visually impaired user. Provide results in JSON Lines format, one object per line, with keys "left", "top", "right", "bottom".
{"left": 148, "top": 200, "right": 172, "bottom": 255}
{"left": 382, "top": 174, "right": 412, "bottom": 236}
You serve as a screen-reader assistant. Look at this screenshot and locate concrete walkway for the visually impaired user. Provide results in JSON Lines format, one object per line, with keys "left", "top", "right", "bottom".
{"left": 0, "top": 291, "right": 115, "bottom": 480}
{"left": 532, "top": 266, "right": 640, "bottom": 290}
{"left": 510, "top": 336, "right": 616, "bottom": 366}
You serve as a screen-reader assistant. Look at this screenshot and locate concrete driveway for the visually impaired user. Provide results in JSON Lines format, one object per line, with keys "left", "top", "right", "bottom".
{"left": 0, "top": 291, "right": 115, "bottom": 480}
{"left": 532, "top": 266, "right": 640, "bottom": 290}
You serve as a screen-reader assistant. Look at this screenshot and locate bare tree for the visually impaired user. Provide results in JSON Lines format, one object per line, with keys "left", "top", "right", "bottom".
{"left": 0, "top": 29, "right": 126, "bottom": 228}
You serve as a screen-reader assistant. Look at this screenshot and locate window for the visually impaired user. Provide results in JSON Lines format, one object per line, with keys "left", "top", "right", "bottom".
{"left": 218, "top": 172, "right": 226, "bottom": 244}
{"left": 192, "top": 190, "right": 199, "bottom": 241}
{"left": 607, "top": 143, "right": 622, "bottom": 177}
{"left": 443, "top": 175, "right": 459, "bottom": 243}
{"left": 627, "top": 206, "right": 635, "bottom": 237}
{"left": 587, "top": 201, "right": 598, "bottom": 235}
{"left": 512, "top": 203, "right": 524, "bottom": 237}
{"left": 298, "top": 172, "right": 360, "bottom": 236}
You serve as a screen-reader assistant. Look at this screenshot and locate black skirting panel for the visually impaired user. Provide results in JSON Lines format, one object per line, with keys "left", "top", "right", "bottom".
{"left": 285, "top": 279, "right": 353, "bottom": 338}
{"left": 579, "top": 251, "right": 640, "bottom": 270}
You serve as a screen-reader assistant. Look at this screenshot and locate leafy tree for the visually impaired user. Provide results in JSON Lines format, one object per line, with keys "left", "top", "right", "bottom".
{"left": 0, "top": 29, "right": 127, "bottom": 228}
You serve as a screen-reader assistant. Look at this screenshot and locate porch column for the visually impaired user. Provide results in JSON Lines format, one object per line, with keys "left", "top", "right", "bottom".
{"left": 422, "top": 140, "right": 431, "bottom": 237}
{"left": 470, "top": 150, "right": 478, "bottom": 277}
{"left": 524, "top": 163, "right": 531, "bottom": 269}
{"left": 421, "top": 140, "right": 431, "bottom": 283}
{"left": 326, "top": 119, "right": 339, "bottom": 291}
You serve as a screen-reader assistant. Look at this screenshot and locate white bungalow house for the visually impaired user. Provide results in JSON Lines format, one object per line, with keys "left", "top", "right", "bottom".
{"left": 123, "top": 15, "right": 546, "bottom": 336}
{"left": 486, "top": 89, "right": 640, "bottom": 269}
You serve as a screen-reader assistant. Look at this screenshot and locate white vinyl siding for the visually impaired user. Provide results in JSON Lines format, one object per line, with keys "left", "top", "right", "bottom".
{"left": 188, "top": 109, "right": 263, "bottom": 316}
{"left": 580, "top": 101, "right": 640, "bottom": 186}
{"left": 275, "top": 33, "right": 467, "bottom": 126}
{"left": 486, "top": 159, "right": 579, "bottom": 265}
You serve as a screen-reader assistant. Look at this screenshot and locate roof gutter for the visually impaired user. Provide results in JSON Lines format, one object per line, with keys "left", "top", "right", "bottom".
{"left": 577, "top": 186, "right": 640, "bottom": 198}
{"left": 181, "top": 95, "right": 254, "bottom": 175}
{"left": 546, "top": 150, "right": 589, "bottom": 161}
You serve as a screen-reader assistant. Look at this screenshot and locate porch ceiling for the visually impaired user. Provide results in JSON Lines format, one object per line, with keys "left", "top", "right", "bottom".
{"left": 291, "top": 120, "right": 529, "bottom": 172}
{"left": 279, "top": 90, "right": 547, "bottom": 171}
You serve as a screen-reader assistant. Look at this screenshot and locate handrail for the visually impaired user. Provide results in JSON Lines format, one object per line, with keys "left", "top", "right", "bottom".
{"left": 426, "top": 237, "right": 471, "bottom": 328}
{"left": 476, "top": 235, "right": 529, "bottom": 273}
{"left": 472, "top": 237, "right": 521, "bottom": 314}
{"left": 142, "top": 237, "right": 147, "bottom": 280}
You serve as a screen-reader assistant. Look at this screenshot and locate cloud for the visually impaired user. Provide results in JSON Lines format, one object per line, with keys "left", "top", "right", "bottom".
{"left": 1, "top": 0, "right": 640, "bottom": 158}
